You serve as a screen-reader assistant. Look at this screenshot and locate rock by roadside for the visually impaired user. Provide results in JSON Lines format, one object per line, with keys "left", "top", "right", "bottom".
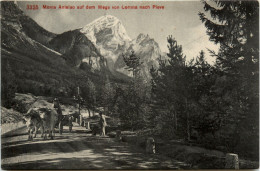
{"left": 1, "top": 107, "right": 23, "bottom": 124}
{"left": 1, "top": 107, "right": 25, "bottom": 135}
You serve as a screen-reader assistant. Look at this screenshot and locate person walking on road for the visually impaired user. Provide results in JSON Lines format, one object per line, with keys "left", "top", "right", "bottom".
{"left": 99, "top": 112, "right": 107, "bottom": 136}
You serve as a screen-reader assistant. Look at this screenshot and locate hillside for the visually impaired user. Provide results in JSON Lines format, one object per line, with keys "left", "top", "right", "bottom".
{"left": 1, "top": 1, "right": 56, "bottom": 45}
{"left": 1, "top": 1, "right": 129, "bottom": 98}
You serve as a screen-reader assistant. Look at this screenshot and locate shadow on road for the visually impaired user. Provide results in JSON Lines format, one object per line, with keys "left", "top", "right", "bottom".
{"left": 2, "top": 131, "right": 188, "bottom": 169}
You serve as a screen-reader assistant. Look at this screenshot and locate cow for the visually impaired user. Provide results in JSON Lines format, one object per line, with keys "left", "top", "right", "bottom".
{"left": 23, "top": 108, "right": 44, "bottom": 141}
{"left": 37, "top": 107, "right": 58, "bottom": 140}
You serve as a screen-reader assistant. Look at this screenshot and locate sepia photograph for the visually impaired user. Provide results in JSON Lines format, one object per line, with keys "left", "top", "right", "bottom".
{"left": 1, "top": 0, "right": 259, "bottom": 170}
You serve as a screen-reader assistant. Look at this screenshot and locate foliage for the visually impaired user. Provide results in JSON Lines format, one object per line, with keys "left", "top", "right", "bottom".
{"left": 80, "top": 78, "right": 96, "bottom": 116}
{"left": 101, "top": 76, "right": 116, "bottom": 115}
{"left": 1, "top": 61, "right": 17, "bottom": 108}
{"left": 150, "top": 1, "right": 259, "bottom": 159}
{"left": 122, "top": 50, "right": 143, "bottom": 78}
{"left": 149, "top": 0, "right": 258, "bottom": 159}
{"left": 150, "top": 36, "right": 193, "bottom": 139}
{"left": 199, "top": 0, "right": 259, "bottom": 159}
{"left": 114, "top": 51, "right": 150, "bottom": 130}
{"left": 113, "top": 80, "right": 151, "bottom": 130}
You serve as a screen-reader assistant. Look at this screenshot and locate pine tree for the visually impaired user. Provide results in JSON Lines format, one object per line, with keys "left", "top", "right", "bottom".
{"left": 150, "top": 36, "right": 193, "bottom": 139}
{"left": 199, "top": 0, "right": 259, "bottom": 158}
{"left": 122, "top": 50, "right": 143, "bottom": 78}
{"left": 190, "top": 51, "right": 221, "bottom": 143}
{"left": 199, "top": 1, "right": 259, "bottom": 71}
{"left": 120, "top": 51, "right": 150, "bottom": 130}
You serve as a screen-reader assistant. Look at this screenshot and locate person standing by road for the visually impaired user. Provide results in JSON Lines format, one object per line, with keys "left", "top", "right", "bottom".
{"left": 53, "top": 97, "right": 63, "bottom": 134}
{"left": 99, "top": 112, "right": 107, "bottom": 136}
{"left": 68, "top": 116, "right": 73, "bottom": 133}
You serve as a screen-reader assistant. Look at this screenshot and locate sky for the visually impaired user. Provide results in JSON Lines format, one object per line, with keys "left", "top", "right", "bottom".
{"left": 17, "top": 1, "right": 219, "bottom": 64}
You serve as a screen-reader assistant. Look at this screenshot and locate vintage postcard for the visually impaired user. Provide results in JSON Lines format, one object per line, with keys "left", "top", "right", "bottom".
{"left": 1, "top": 0, "right": 259, "bottom": 170}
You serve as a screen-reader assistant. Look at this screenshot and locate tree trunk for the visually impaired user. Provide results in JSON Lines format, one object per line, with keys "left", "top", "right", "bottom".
{"left": 186, "top": 98, "right": 190, "bottom": 141}
{"left": 131, "top": 120, "right": 133, "bottom": 131}
{"left": 175, "top": 111, "right": 178, "bottom": 131}
{"left": 79, "top": 115, "right": 83, "bottom": 126}
{"left": 87, "top": 108, "right": 91, "bottom": 118}
{"left": 78, "top": 101, "right": 81, "bottom": 115}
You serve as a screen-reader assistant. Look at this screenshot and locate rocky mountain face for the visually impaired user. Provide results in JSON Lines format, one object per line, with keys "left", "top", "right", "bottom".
{"left": 48, "top": 29, "right": 106, "bottom": 70}
{"left": 115, "top": 33, "right": 162, "bottom": 78}
{"left": 80, "top": 15, "right": 131, "bottom": 72}
{"left": 1, "top": 2, "right": 52, "bottom": 50}
{"left": 80, "top": 15, "right": 131, "bottom": 62}
{"left": 80, "top": 15, "right": 163, "bottom": 79}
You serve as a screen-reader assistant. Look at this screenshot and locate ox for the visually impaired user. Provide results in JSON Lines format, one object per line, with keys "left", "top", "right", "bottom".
{"left": 38, "top": 108, "right": 58, "bottom": 140}
{"left": 23, "top": 108, "right": 44, "bottom": 141}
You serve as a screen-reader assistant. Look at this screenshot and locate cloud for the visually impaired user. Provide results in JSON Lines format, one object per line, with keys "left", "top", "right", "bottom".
{"left": 56, "top": 9, "right": 76, "bottom": 26}
{"left": 32, "top": 7, "right": 78, "bottom": 33}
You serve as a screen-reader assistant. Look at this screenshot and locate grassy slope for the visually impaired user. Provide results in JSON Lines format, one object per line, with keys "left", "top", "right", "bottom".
{"left": 1, "top": 1, "right": 130, "bottom": 98}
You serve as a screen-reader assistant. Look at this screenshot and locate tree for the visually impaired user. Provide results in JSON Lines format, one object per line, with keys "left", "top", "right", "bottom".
{"left": 1, "top": 61, "right": 17, "bottom": 108}
{"left": 150, "top": 36, "right": 193, "bottom": 140}
{"left": 190, "top": 51, "right": 221, "bottom": 144}
{"left": 119, "top": 51, "right": 150, "bottom": 130}
{"left": 102, "top": 76, "right": 115, "bottom": 115}
{"left": 122, "top": 50, "right": 143, "bottom": 78}
{"left": 81, "top": 78, "right": 96, "bottom": 117}
{"left": 199, "top": 0, "right": 259, "bottom": 158}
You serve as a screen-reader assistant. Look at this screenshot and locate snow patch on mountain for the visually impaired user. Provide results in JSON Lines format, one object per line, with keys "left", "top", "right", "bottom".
{"left": 81, "top": 15, "right": 131, "bottom": 44}
{"left": 79, "top": 15, "right": 164, "bottom": 79}
{"left": 80, "top": 15, "right": 131, "bottom": 62}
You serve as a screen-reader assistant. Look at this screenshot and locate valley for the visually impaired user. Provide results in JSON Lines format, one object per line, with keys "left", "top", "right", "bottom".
{"left": 1, "top": 1, "right": 259, "bottom": 170}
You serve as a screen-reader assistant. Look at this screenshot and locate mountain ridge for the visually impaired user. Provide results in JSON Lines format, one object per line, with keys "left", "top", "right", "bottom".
{"left": 80, "top": 15, "right": 163, "bottom": 79}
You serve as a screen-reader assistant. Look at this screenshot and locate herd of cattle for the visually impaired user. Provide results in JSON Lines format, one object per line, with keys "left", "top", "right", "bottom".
{"left": 23, "top": 107, "right": 73, "bottom": 140}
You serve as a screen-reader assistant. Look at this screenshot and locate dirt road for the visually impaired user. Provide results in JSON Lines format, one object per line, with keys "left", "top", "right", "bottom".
{"left": 2, "top": 125, "right": 188, "bottom": 170}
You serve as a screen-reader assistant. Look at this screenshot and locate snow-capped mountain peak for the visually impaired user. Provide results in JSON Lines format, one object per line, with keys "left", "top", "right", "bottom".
{"left": 80, "top": 15, "right": 131, "bottom": 62}
{"left": 80, "top": 15, "right": 131, "bottom": 46}
{"left": 79, "top": 15, "right": 164, "bottom": 79}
